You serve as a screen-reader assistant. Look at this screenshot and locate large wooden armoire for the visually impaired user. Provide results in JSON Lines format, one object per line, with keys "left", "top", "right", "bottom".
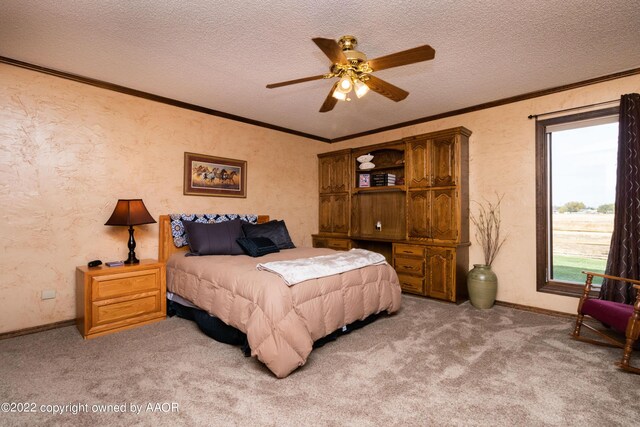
{"left": 312, "top": 127, "right": 471, "bottom": 303}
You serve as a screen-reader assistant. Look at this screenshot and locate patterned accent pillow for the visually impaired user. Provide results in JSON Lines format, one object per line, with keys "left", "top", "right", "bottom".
{"left": 170, "top": 213, "right": 258, "bottom": 247}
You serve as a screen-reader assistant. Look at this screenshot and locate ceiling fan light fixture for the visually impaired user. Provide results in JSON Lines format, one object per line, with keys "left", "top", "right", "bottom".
{"left": 332, "top": 88, "right": 347, "bottom": 100}
{"left": 337, "top": 75, "right": 353, "bottom": 93}
{"left": 354, "top": 78, "right": 369, "bottom": 98}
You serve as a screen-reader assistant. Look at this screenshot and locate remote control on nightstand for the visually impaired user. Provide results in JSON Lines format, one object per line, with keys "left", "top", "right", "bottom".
{"left": 105, "top": 261, "right": 124, "bottom": 267}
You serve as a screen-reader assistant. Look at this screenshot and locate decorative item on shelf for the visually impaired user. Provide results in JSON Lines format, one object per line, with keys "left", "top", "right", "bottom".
{"left": 371, "top": 173, "right": 396, "bottom": 186}
{"left": 467, "top": 193, "right": 507, "bottom": 309}
{"left": 359, "top": 173, "right": 371, "bottom": 188}
{"left": 105, "top": 199, "right": 156, "bottom": 264}
{"left": 357, "top": 153, "right": 375, "bottom": 170}
{"left": 359, "top": 162, "right": 375, "bottom": 170}
{"left": 357, "top": 154, "right": 374, "bottom": 163}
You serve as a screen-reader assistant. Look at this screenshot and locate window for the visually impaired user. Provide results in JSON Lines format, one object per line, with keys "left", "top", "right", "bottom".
{"left": 536, "top": 107, "right": 619, "bottom": 297}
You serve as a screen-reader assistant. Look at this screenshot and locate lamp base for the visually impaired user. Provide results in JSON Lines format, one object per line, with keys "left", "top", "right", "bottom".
{"left": 124, "top": 255, "right": 140, "bottom": 265}
{"left": 125, "top": 225, "right": 140, "bottom": 264}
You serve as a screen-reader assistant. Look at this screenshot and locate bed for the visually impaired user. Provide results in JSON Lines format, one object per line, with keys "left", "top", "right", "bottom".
{"left": 158, "top": 214, "right": 402, "bottom": 378}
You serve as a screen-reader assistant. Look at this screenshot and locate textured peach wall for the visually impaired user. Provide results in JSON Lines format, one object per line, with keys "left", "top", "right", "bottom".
{"left": 2, "top": 62, "right": 639, "bottom": 334}
{"left": 324, "top": 74, "right": 640, "bottom": 314}
{"left": 0, "top": 63, "right": 325, "bottom": 333}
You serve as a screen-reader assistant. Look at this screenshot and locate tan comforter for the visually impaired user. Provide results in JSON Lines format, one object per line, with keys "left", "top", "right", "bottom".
{"left": 166, "top": 247, "right": 401, "bottom": 378}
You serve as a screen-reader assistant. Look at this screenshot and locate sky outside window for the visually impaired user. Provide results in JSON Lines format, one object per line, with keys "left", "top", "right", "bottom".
{"left": 551, "top": 123, "right": 618, "bottom": 208}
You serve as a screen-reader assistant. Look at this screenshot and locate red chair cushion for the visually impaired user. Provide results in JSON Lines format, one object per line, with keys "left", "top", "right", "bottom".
{"left": 581, "top": 299, "right": 634, "bottom": 334}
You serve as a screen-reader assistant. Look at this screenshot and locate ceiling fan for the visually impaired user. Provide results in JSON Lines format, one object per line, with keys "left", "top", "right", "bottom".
{"left": 266, "top": 35, "right": 435, "bottom": 112}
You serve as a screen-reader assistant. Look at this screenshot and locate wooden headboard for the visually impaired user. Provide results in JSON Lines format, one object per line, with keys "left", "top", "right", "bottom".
{"left": 158, "top": 214, "right": 270, "bottom": 263}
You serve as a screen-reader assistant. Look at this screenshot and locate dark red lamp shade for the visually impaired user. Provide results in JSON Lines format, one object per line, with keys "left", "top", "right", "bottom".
{"left": 105, "top": 199, "right": 156, "bottom": 264}
{"left": 105, "top": 199, "right": 156, "bottom": 226}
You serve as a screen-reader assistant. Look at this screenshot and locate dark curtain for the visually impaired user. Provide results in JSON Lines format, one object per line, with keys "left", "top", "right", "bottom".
{"left": 600, "top": 93, "right": 640, "bottom": 303}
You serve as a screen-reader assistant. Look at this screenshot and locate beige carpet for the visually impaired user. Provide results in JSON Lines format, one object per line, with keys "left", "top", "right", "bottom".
{"left": 1, "top": 295, "right": 638, "bottom": 426}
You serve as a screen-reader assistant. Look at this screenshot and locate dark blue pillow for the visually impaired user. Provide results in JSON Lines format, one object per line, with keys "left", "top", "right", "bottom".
{"left": 236, "top": 237, "right": 280, "bottom": 257}
{"left": 241, "top": 220, "right": 295, "bottom": 249}
{"left": 184, "top": 219, "right": 244, "bottom": 256}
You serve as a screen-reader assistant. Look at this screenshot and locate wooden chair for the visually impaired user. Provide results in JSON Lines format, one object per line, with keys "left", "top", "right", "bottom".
{"left": 571, "top": 271, "right": 640, "bottom": 374}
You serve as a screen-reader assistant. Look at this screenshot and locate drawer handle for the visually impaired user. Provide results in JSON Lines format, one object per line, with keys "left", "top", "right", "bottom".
{"left": 401, "top": 265, "right": 416, "bottom": 270}
{"left": 402, "top": 250, "right": 413, "bottom": 253}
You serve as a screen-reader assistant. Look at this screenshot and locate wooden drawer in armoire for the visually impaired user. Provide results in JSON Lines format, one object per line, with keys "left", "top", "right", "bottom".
{"left": 312, "top": 236, "right": 352, "bottom": 251}
{"left": 397, "top": 274, "right": 426, "bottom": 295}
{"left": 393, "top": 243, "right": 427, "bottom": 296}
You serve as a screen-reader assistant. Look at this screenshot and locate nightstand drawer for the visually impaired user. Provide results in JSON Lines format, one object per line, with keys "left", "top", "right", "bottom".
{"left": 92, "top": 270, "right": 160, "bottom": 301}
{"left": 90, "top": 292, "right": 162, "bottom": 332}
{"left": 397, "top": 274, "right": 425, "bottom": 294}
{"left": 394, "top": 257, "right": 425, "bottom": 275}
{"left": 394, "top": 244, "right": 425, "bottom": 257}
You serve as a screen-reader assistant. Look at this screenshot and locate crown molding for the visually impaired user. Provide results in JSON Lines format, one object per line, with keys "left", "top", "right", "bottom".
{"left": 3, "top": 56, "right": 639, "bottom": 144}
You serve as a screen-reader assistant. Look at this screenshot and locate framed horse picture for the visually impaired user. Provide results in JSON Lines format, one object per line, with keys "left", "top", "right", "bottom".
{"left": 183, "top": 152, "right": 247, "bottom": 198}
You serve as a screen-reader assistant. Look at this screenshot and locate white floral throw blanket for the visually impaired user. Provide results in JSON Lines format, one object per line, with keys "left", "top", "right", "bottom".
{"left": 257, "top": 248, "right": 387, "bottom": 286}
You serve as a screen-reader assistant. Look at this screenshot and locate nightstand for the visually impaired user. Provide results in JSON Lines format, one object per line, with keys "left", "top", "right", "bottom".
{"left": 76, "top": 259, "right": 166, "bottom": 339}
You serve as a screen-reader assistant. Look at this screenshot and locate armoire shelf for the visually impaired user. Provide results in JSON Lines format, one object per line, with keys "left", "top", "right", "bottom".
{"left": 352, "top": 185, "right": 406, "bottom": 193}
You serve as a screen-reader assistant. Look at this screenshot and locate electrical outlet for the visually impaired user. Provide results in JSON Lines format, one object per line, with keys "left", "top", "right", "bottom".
{"left": 41, "top": 289, "right": 56, "bottom": 300}
{"left": 375, "top": 221, "right": 382, "bottom": 231}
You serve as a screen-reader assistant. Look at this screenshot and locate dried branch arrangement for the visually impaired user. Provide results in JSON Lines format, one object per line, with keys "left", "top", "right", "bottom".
{"left": 470, "top": 193, "right": 508, "bottom": 266}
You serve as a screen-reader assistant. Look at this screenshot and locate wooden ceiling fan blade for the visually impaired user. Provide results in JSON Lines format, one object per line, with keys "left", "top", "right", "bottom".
{"left": 368, "top": 45, "right": 435, "bottom": 72}
{"left": 364, "top": 75, "right": 409, "bottom": 102}
{"left": 312, "top": 37, "right": 347, "bottom": 64}
{"left": 266, "top": 74, "right": 326, "bottom": 89}
{"left": 319, "top": 82, "right": 339, "bottom": 112}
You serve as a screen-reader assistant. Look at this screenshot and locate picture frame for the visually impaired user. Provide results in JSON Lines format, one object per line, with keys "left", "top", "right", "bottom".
{"left": 359, "top": 173, "right": 371, "bottom": 188}
{"left": 183, "top": 152, "right": 247, "bottom": 198}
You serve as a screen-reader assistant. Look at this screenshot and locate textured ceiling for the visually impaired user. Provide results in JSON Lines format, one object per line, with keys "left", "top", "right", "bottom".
{"left": 2, "top": 0, "right": 640, "bottom": 140}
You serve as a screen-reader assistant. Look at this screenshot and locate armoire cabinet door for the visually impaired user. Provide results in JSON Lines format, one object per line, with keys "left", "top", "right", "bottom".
{"left": 320, "top": 152, "right": 350, "bottom": 193}
{"left": 431, "top": 188, "right": 458, "bottom": 241}
{"left": 407, "top": 139, "right": 430, "bottom": 188}
{"left": 408, "top": 189, "right": 458, "bottom": 241}
{"left": 331, "top": 193, "right": 350, "bottom": 234}
{"left": 408, "top": 136, "right": 457, "bottom": 188}
{"left": 330, "top": 153, "right": 350, "bottom": 193}
{"left": 319, "top": 193, "right": 349, "bottom": 234}
{"left": 431, "top": 136, "right": 456, "bottom": 187}
{"left": 407, "top": 190, "right": 431, "bottom": 238}
{"left": 426, "top": 247, "right": 455, "bottom": 301}
{"left": 319, "top": 157, "right": 333, "bottom": 194}
{"left": 319, "top": 195, "right": 333, "bottom": 233}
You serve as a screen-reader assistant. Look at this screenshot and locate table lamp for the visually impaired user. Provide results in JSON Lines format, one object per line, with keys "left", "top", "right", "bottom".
{"left": 105, "top": 199, "right": 156, "bottom": 264}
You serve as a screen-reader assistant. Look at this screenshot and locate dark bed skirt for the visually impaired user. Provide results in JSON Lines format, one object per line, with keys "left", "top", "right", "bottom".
{"left": 166, "top": 299, "right": 382, "bottom": 356}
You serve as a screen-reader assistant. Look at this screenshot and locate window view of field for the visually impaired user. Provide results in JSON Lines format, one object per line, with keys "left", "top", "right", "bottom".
{"left": 550, "top": 119, "right": 618, "bottom": 287}
{"left": 552, "top": 213, "right": 613, "bottom": 286}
